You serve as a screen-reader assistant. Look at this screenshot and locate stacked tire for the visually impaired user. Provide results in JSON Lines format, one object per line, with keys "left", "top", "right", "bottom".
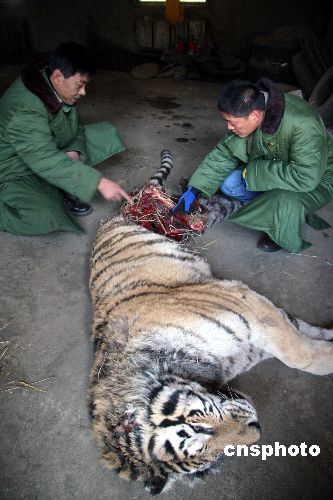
{"left": 291, "top": 31, "right": 332, "bottom": 99}
{"left": 291, "top": 30, "right": 333, "bottom": 124}
{"left": 247, "top": 26, "right": 308, "bottom": 84}
{"left": 308, "top": 66, "right": 333, "bottom": 126}
{"left": 246, "top": 25, "right": 333, "bottom": 126}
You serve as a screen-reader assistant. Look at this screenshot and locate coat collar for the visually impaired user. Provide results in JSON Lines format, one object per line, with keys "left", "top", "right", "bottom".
{"left": 256, "top": 77, "right": 285, "bottom": 134}
{"left": 21, "top": 59, "right": 62, "bottom": 114}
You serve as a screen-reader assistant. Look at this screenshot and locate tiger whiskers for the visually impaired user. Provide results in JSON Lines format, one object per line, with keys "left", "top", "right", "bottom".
{"left": 217, "top": 390, "right": 228, "bottom": 400}
{"left": 226, "top": 384, "right": 236, "bottom": 400}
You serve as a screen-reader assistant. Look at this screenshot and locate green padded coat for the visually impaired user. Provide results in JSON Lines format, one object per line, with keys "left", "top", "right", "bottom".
{"left": 189, "top": 79, "right": 333, "bottom": 252}
{"left": 0, "top": 64, "right": 125, "bottom": 235}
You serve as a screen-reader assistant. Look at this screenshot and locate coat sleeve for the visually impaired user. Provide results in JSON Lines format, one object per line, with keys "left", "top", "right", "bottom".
{"left": 189, "top": 138, "right": 240, "bottom": 197}
{"left": 7, "top": 108, "right": 102, "bottom": 202}
{"left": 246, "top": 117, "right": 328, "bottom": 192}
{"left": 65, "top": 117, "right": 87, "bottom": 161}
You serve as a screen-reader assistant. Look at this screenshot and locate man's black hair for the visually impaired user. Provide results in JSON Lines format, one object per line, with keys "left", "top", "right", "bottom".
{"left": 49, "top": 42, "right": 96, "bottom": 78}
{"left": 217, "top": 80, "right": 265, "bottom": 117}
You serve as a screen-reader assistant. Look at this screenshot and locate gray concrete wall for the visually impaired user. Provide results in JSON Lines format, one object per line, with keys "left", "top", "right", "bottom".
{"left": 0, "top": 0, "right": 330, "bottom": 59}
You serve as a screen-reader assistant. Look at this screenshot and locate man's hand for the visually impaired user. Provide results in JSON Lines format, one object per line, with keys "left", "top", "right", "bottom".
{"left": 66, "top": 152, "right": 132, "bottom": 205}
{"left": 170, "top": 187, "right": 199, "bottom": 214}
{"left": 97, "top": 177, "right": 133, "bottom": 204}
{"left": 66, "top": 150, "right": 80, "bottom": 161}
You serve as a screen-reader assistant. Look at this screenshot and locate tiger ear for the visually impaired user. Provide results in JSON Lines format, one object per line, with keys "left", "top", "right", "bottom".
{"left": 144, "top": 474, "right": 169, "bottom": 495}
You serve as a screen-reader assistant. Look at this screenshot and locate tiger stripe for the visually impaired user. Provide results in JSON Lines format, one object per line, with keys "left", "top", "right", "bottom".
{"left": 90, "top": 215, "right": 332, "bottom": 494}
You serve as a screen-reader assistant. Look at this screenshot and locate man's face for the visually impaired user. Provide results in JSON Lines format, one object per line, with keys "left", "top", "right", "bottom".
{"left": 51, "top": 70, "right": 90, "bottom": 105}
{"left": 220, "top": 111, "right": 263, "bottom": 138}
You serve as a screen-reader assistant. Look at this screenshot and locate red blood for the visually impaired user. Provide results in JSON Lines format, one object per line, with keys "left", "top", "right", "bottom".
{"left": 121, "top": 186, "right": 207, "bottom": 241}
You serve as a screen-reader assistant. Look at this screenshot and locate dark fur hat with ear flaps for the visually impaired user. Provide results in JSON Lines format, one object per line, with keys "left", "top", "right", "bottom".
{"left": 256, "top": 77, "right": 285, "bottom": 135}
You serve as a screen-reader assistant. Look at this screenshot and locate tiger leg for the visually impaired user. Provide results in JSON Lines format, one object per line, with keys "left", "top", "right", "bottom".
{"left": 249, "top": 304, "right": 333, "bottom": 375}
{"left": 280, "top": 310, "right": 333, "bottom": 341}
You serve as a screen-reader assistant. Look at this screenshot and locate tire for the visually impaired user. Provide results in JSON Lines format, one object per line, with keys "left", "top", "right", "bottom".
{"left": 310, "top": 92, "right": 333, "bottom": 126}
{"left": 291, "top": 51, "right": 317, "bottom": 99}
{"left": 309, "top": 66, "right": 333, "bottom": 106}
{"left": 273, "top": 25, "right": 310, "bottom": 42}
{"left": 299, "top": 33, "right": 331, "bottom": 81}
{"left": 252, "top": 35, "right": 300, "bottom": 63}
{"left": 247, "top": 56, "right": 295, "bottom": 84}
{"left": 309, "top": 66, "right": 333, "bottom": 125}
{"left": 324, "top": 17, "right": 333, "bottom": 60}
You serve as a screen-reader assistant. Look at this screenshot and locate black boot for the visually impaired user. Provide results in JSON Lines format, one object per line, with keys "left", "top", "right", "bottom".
{"left": 257, "top": 233, "right": 281, "bottom": 252}
{"left": 64, "top": 195, "right": 92, "bottom": 217}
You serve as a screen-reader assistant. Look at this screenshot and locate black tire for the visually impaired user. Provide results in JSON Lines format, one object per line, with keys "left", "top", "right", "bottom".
{"left": 252, "top": 35, "right": 300, "bottom": 63}
{"left": 309, "top": 66, "right": 333, "bottom": 125}
{"left": 309, "top": 66, "right": 333, "bottom": 106}
{"left": 273, "top": 25, "right": 310, "bottom": 42}
{"left": 318, "top": 92, "right": 333, "bottom": 126}
{"left": 310, "top": 91, "right": 333, "bottom": 126}
{"left": 324, "top": 17, "right": 333, "bottom": 61}
{"left": 247, "top": 56, "right": 295, "bottom": 84}
{"left": 299, "top": 33, "right": 331, "bottom": 81}
{"left": 291, "top": 51, "right": 317, "bottom": 99}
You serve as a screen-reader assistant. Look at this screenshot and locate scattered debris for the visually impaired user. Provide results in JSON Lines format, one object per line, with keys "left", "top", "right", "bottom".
{"left": 0, "top": 321, "right": 53, "bottom": 395}
{"left": 2, "top": 377, "right": 54, "bottom": 393}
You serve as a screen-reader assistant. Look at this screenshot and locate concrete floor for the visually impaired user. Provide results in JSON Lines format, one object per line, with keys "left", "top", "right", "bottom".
{"left": 1, "top": 68, "right": 333, "bottom": 500}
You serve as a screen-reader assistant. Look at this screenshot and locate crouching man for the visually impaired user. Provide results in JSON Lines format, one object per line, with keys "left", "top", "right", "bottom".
{"left": 172, "top": 78, "right": 333, "bottom": 252}
{"left": 0, "top": 42, "right": 132, "bottom": 236}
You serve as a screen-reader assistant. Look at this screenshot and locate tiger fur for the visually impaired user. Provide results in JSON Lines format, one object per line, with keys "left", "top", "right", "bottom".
{"left": 89, "top": 216, "right": 333, "bottom": 494}
{"left": 198, "top": 193, "right": 244, "bottom": 228}
{"left": 148, "top": 150, "right": 173, "bottom": 188}
{"left": 178, "top": 177, "right": 245, "bottom": 229}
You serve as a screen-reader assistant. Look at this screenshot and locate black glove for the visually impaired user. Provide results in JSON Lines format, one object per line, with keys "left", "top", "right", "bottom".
{"left": 170, "top": 187, "right": 200, "bottom": 214}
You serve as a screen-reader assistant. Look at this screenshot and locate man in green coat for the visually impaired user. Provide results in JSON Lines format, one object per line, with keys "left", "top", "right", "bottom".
{"left": 0, "top": 42, "right": 132, "bottom": 236}
{"left": 172, "top": 78, "right": 333, "bottom": 252}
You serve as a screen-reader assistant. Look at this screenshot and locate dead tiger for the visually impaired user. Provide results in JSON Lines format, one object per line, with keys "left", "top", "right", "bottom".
{"left": 89, "top": 215, "right": 333, "bottom": 494}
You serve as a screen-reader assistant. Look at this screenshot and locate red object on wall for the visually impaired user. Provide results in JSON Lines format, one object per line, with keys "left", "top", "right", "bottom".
{"left": 187, "top": 39, "right": 199, "bottom": 56}
{"left": 176, "top": 37, "right": 185, "bottom": 54}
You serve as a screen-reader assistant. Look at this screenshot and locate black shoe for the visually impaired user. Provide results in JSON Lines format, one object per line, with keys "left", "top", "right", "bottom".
{"left": 257, "top": 233, "right": 281, "bottom": 252}
{"left": 64, "top": 195, "right": 92, "bottom": 217}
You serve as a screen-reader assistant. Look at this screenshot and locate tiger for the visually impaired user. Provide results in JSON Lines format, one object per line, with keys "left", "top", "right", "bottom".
{"left": 89, "top": 215, "right": 333, "bottom": 495}
{"left": 148, "top": 149, "right": 174, "bottom": 188}
{"left": 178, "top": 176, "right": 246, "bottom": 229}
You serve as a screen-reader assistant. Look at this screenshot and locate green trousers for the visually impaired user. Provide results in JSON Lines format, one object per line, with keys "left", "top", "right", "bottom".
{"left": 0, "top": 175, "right": 83, "bottom": 235}
{"left": 0, "top": 122, "right": 125, "bottom": 236}
{"left": 229, "top": 183, "right": 332, "bottom": 253}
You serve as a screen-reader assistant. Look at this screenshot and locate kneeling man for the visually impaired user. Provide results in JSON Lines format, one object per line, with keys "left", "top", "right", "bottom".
{"left": 173, "top": 79, "right": 333, "bottom": 252}
{"left": 0, "top": 42, "right": 132, "bottom": 235}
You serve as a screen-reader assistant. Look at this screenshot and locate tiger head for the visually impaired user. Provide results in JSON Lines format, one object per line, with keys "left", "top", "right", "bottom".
{"left": 146, "top": 382, "right": 260, "bottom": 471}
{"left": 96, "top": 380, "right": 260, "bottom": 495}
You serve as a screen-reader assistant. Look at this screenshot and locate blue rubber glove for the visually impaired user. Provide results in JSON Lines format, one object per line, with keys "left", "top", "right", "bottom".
{"left": 170, "top": 187, "right": 199, "bottom": 214}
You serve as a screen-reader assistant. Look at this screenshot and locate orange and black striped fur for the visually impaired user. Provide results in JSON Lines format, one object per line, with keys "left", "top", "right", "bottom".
{"left": 89, "top": 216, "right": 333, "bottom": 494}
